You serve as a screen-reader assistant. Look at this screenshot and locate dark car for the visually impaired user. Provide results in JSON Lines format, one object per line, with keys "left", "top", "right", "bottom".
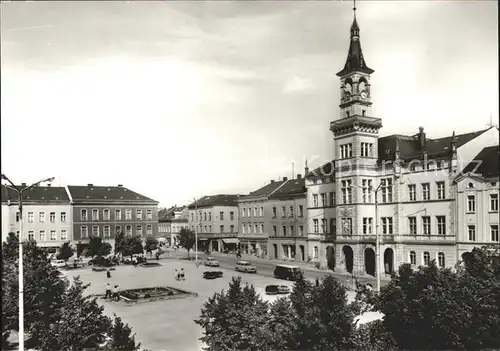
{"left": 265, "top": 285, "right": 279, "bottom": 295}
{"left": 89, "top": 257, "right": 115, "bottom": 267}
{"left": 274, "top": 264, "right": 302, "bottom": 281}
{"left": 203, "top": 271, "right": 223, "bottom": 279}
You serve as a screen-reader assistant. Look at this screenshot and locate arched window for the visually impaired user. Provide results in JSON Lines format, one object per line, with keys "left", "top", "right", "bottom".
{"left": 468, "top": 182, "right": 474, "bottom": 189}
{"left": 314, "top": 246, "right": 319, "bottom": 259}
{"left": 438, "top": 252, "right": 445, "bottom": 268}
{"left": 423, "top": 251, "right": 430, "bottom": 266}
{"left": 409, "top": 251, "right": 416, "bottom": 265}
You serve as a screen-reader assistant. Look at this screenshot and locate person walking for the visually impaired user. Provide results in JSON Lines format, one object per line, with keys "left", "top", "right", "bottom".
{"left": 175, "top": 268, "right": 179, "bottom": 281}
{"left": 111, "top": 285, "right": 119, "bottom": 301}
{"left": 315, "top": 277, "right": 320, "bottom": 287}
{"left": 180, "top": 268, "right": 185, "bottom": 281}
{"left": 106, "top": 269, "right": 111, "bottom": 279}
{"left": 105, "top": 283, "right": 112, "bottom": 299}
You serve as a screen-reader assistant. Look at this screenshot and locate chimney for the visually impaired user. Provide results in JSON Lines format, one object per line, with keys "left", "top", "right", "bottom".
{"left": 283, "top": 177, "right": 288, "bottom": 181}
{"left": 270, "top": 180, "right": 275, "bottom": 183}
{"left": 117, "top": 184, "right": 123, "bottom": 187}
{"left": 47, "top": 184, "right": 51, "bottom": 187}
{"left": 87, "top": 184, "right": 93, "bottom": 187}
{"left": 21, "top": 183, "right": 26, "bottom": 187}
{"left": 297, "top": 174, "right": 302, "bottom": 179}
{"left": 418, "top": 126, "right": 426, "bottom": 150}
{"left": 304, "top": 160, "right": 309, "bottom": 176}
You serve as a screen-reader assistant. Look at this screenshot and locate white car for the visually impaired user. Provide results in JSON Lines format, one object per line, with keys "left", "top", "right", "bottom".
{"left": 204, "top": 257, "right": 219, "bottom": 267}
{"left": 235, "top": 260, "right": 257, "bottom": 273}
{"left": 51, "top": 259, "right": 67, "bottom": 268}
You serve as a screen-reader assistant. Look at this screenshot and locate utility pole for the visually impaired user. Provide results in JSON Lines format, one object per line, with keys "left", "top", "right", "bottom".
{"left": 194, "top": 197, "right": 198, "bottom": 265}
{"left": 371, "top": 182, "right": 383, "bottom": 292}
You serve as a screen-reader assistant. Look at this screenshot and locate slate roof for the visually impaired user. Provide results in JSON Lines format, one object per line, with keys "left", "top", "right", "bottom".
{"left": 241, "top": 180, "right": 287, "bottom": 199}
{"left": 306, "top": 160, "right": 335, "bottom": 178}
{"left": 187, "top": 194, "right": 239, "bottom": 209}
{"left": 461, "top": 145, "right": 500, "bottom": 179}
{"left": 269, "top": 178, "right": 306, "bottom": 199}
{"left": 158, "top": 206, "right": 188, "bottom": 222}
{"left": 1, "top": 185, "right": 70, "bottom": 204}
{"left": 336, "top": 17, "right": 374, "bottom": 77}
{"left": 378, "top": 128, "right": 489, "bottom": 162}
{"left": 67, "top": 185, "right": 157, "bottom": 203}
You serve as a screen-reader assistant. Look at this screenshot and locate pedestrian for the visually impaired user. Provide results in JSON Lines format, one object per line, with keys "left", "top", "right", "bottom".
{"left": 133, "top": 257, "right": 138, "bottom": 268}
{"left": 180, "top": 268, "right": 185, "bottom": 281}
{"left": 105, "top": 283, "right": 112, "bottom": 299}
{"left": 315, "top": 277, "right": 320, "bottom": 287}
{"left": 111, "top": 285, "right": 119, "bottom": 301}
{"left": 175, "top": 268, "right": 179, "bottom": 281}
{"left": 106, "top": 270, "right": 111, "bottom": 279}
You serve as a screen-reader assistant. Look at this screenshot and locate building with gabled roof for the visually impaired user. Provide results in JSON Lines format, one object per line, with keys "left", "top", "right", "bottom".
{"left": 1, "top": 184, "right": 72, "bottom": 250}
{"left": 158, "top": 205, "right": 188, "bottom": 247}
{"left": 187, "top": 194, "right": 240, "bottom": 252}
{"left": 67, "top": 184, "right": 159, "bottom": 256}
{"left": 237, "top": 178, "right": 288, "bottom": 256}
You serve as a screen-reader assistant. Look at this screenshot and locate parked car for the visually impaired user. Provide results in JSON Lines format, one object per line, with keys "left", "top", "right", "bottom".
{"left": 203, "top": 271, "right": 223, "bottom": 279}
{"left": 277, "top": 285, "right": 290, "bottom": 294}
{"left": 235, "top": 260, "right": 257, "bottom": 273}
{"left": 204, "top": 257, "right": 219, "bottom": 267}
{"left": 68, "top": 258, "right": 86, "bottom": 268}
{"left": 265, "top": 285, "right": 279, "bottom": 295}
{"left": 51, "top": 259, "right": 67, "bottom": 268}
{"left": 274, "top": 264, "right": 302, "bottom": 281}
{"left": 89, "top": 257, "right": 115, "bottom": 267}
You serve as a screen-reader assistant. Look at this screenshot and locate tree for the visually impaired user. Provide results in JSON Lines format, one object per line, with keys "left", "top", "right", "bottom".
{"left": 372, "top": 245, "right": 500, "bottom": 350}
{"left": 56, "top": 241, "right": 74, "bottom": 262}
{"left": 114, "top": 231, "right": 125, "bottom": 257}
{"left": 84, "top": 236, "right": 112, "bottom": 259}
{"left": 121, "top": 236, "right": 144, "bottom": 258}
{"left": 102, "top": 315, "right": 141, "bottom": 351}
{"left": 144, "top": 237, "right": 158, "bottom": 256}
{"left": 178, "top": 228, "right": 196, "bottom": 259}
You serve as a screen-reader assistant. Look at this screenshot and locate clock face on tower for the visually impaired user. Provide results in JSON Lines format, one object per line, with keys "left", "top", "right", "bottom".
{"left": 360, "top": 91, "right": 367, "bottom": 99}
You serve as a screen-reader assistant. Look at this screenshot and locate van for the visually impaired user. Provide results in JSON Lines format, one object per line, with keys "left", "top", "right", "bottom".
{"left": 274, "top": 264, "right": 302, "bottom": 281}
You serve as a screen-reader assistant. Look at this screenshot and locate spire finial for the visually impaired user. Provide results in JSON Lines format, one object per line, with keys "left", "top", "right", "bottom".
{"left": 353, "top": 0, "right": 357, "bottom": 14}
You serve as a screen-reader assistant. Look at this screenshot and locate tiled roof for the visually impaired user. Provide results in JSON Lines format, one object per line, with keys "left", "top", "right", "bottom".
{"left": 306, "top": 160, "right": 335, "bottom": 178}
{"left": 269, "top": 178, "right": 306, "bottom": 199}
{"left": 242, "top": 180, "right": 287, "bottom": 198}
{"left": 378, "top": 128, "right": 488, "bottom": 161}
{"left": 67, "top": 185, "right": 157, "bottom": 203}
{"left": 158, "top": 206, "right": 188, "bottom": 222}
{"left": 1, "top": 185, "right": 70, "bottom": 203}
{"left": 462, "top": 145, "right": 499, "bottom": 178}
{"left": 187, "top": 194, "right": 239, "bottom": 209}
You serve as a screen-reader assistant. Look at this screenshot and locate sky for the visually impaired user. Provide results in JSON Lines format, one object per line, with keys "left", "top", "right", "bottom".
{"left": 1, "top": 1, "right": 498, "bottom": 208}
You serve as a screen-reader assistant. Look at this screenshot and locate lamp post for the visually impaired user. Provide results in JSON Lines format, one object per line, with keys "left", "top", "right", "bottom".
{"left": 1, "top": 174, "right": 55, "bottom": 351}
{"left": 193, "top": 197, "right": 198, "bottom": 265}
{"left": 370, "top": 183, "right": 383, "bottom": 292}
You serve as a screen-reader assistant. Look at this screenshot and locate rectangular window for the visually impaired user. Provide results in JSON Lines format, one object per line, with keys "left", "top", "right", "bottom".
{"left": 381, "top": 178, "right": 393, "bottom": 203}
{"left": 381, "top": 217, "right": 393, "bottom": 234}
{"left": 272, "top": 207, "right": 276, "bottom": 218}
{"left": 298, "top": 205, "right": 304, "bottom": 217}
{"left": 61, "top": 230, "right": 67, "bottom": 241}
{"left": 242, "top": 224, "right": 246, "bottom": 234}
{"left": 409, "top": 217, "right": 417, "bottom": 235}
{"left": 252, "top": 207, "right": 256, "bottom": 217}
{"left": 289, "top": 206, "right": 294, "bottom": 218}
{"left": 208, "top": 212, "right": 212, "bottom": 221}
{"left": 313, "top": 194, "right": 319, "bottom": 207}
{"left": 362, "top": 217, "right": 373, "bottom": 234}
{"left": 436, "top": 182, "right": 445, "bottom": 200}
{"left": 341, "top": 218, "right": 353, "bottom": 235}
{"left": 50, "top": 230, "right": 56, "bottom": 240}
{"left": 422, "top": 183, "right": 430, "bottom": 201}
{"left": 490, "top": 194, "right": 499, "bottom": 212}
{"left": 260, "top": 224, "right": 264, "bottom": 233}
{"left": 491, "top": 225, "right": 499, "bottom": 242}
{"left": 60, "top": 212, "right": 67, "bottom": 222}
{"left": 92, "top": 209, "right": 99, "bottom": 221}
{"left": 321, "top": 219, "right": 327, "bottom": 233}
{"left": 208, "top": 225, "right": 211, "bottom": 233}
{"left": 313, "top": 219, "right": 319, "bottom": 233}
{"left": 136, "top": 209, "right": 143, "bottom": 220}
{"left": 92, "top": 225, "right": 99, "bottom": 237}
{"left": 468, "top": 225, "right": 476, "bottom": 241}
{"left": 341, "top": 180, "right": 352, "bottom": 204}
{"left": 362, "top": 179, "right": 372, "bottom": 203}
{"left": 104, "top": 226, "right": 110, "bottom": 237}
{"left": 340, "top": 143, "right": 353, "bottom": 159}
{"left": 125, "top": 209, "right": 132, "bottom": 220}
{"left": 125, "top": 225, "right": 132, "bottom": 236}
{"left": 39, "top": 230, "right": 46, "bottom": 241}
{"left": 330, "top": 218, "right": 336, "bottom": 235}
{"left": 408, "top": 184, "right": 416, "bottom": 201}
{"left": 220, "top": 212, "right": 224, "bottom": 221}
{"left": 28, "top": 231, "right": 35, "bottom": 241}
{"left": 243, "top": 208, "right": 247, "bottom": 217}
{"left": 28, "top": 212, "right": 34, "bottom": 223}
{"left": 81, "top": 226, "right": 87, "bottom": 238}
{"left": 260, "top": 207, "right": 264, "bottom": 216}
{"left": 136, "top": 225, "right": 143, "bottom": 236}
{"left": 321, "top": 193, "right": 327, "bottom": 207}
{"left": 103, "top": 209, "right": 110, "bottom": 220}
{"left": 115, "top": 209, "right": 121, "bottom": 220}
{"left": 299, "top": 225, "right": 304, "bottom": 236}
{"left": 437, "top": 216, "right": 446, "bottom": 235}
{"left": 220, "top": 225, "right": 224, "bottom": 233}
{"left": 410, "top": 251, "right": 416, "bottom": 265}
{"left": 281, "top": 206, "right": 286, "bottom": 217}
{"left": 290, "top": 226, "right": 294, "bottom": 236}
{"left": 422, "top": 216, "right": 431, "bottom": 235}
{"left": 467, "top": 196, "right": 476, "bottom": 212}
{"left": 16, "top": 212, "right": 20, "bottom": 222}
{"left": 147, "top": 225, "right": 153, "bottom": 236}
{"left": 329, "top": 192, "right": 335, "bottom": 206}
{"left": 40, "top": 212, "right": 46, "bottom": 223}
{"left": 146, "top": 209, "right": 153, "bottom": 220}
{"left": 361, "top": 142, "right": 373, "bottom": 157}
{"left": 50, "top": 212, "right": 56, "bottom": 223}
{"left": 272, "top": 226, "right": 277, "bottom": 236}
{"left": 282, "top": 226, "right": 287, "bottom": 236}
{"left": 230, "top": 212, "right": 234, "bottom": 221}
{"left": 115, "top": 225, "right": 121, "bottom": 234}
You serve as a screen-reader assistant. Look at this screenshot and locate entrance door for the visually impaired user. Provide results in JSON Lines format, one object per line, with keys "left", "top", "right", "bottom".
{"left": 364, "top": 248, "right": 376, "bottom": 276}
{"left": 342, "top": 246, "right": 354, "bottom": 274}
{"left": 326, "top": 246, "right": 335, "bottom": 271}
{"left": 273, "top": 244, "right": 278, "bottom": 259}
{"left": 384, "top": 248, "right": 394, "bottom": 274}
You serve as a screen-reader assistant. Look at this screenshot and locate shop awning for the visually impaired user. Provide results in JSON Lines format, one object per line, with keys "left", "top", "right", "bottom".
{"left": 222, "top": 238, "right": 239, "bottom": 244}
{"left": 197, "top": 238, "right": 209, "bottom": 241}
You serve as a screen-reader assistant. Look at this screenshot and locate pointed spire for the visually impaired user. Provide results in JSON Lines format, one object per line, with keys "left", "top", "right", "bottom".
{"left": 336, "top": 0, "right": 373, "bottom": 77}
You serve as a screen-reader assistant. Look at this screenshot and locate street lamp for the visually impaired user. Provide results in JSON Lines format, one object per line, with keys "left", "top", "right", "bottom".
{"left": 193, "top": 197, "right": 198, "bottom": 266}
{"left": 1, "top": 174, "right": 54, "bottom": 351}
{"left": 369, "top": 183, "right": 383, "bottom": 292}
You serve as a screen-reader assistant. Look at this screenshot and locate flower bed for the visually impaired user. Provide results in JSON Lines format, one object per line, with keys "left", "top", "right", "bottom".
{"left": 139, "top": 262, "right": 162, "bottom": 267}
{"left": 118, "top": 286, "right": 198, "bottom": 303}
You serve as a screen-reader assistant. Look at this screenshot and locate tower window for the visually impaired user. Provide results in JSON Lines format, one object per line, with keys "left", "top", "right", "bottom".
{"left": 346, "top": 111, "right": 350, "bottom": 117}
{"left": 362, "top": 110, "right": 366, "bottom": 116}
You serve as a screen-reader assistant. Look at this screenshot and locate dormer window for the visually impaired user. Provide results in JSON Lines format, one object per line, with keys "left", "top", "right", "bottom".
{"left": 362, "top": 110, "right": 366, "bottom": 116}
{"left": 468, "top": 182, "right": 474, "bottom": 189}
{"left": 346, "top": 111, "right": 350, "bottom": 117}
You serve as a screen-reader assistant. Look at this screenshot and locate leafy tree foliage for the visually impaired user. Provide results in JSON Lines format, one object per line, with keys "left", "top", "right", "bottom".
{"left": 121, "top": 236, "right": 144, "bottom": 258}
{"left": 102, "top": 315, "right": 141, "bottom": 351}
{"left": 84, "top": 236, "right": 112, "bottom": 259}
{"left": 178, "top": 227, "right": 196, "bottom": 258}
{"left": 114, "top": 231, "right": 126, "bottom": 257}
{"left": 56, "top": 241, "right": 74, "bottom": 262}
{"left": 144, "top": 236, "right": 158, "bottom": 255}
